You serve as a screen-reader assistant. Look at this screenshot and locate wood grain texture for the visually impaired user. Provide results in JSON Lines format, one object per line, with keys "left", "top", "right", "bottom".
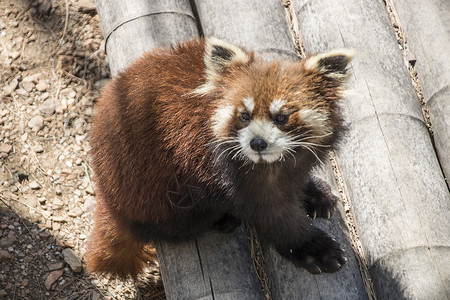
{"left": 194, "top": 0, "right": 367, "bottom": 299}
{"left": 392, "top": 0, "right": 450, "bottom": 180}
{"left": 157, "top": 226, "right": 263, "bottom": 300}
{"left": 95, "top": 0, "right": 198, "bottom": 75}
{"left": 292, "top": 0, "right": 450, "bottom": 298}
{"left": 194, "top": 0, "right": 297, "bottom": 61}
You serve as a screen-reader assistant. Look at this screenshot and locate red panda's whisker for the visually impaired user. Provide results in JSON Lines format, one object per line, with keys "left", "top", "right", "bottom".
{"left": 284, "top": 148, "right": 297, "bottom": 168}
{"left": 211, "top": 139, "right": 240, "bottom": 152}
{"left": 216, "top": 144, "right": 241, "bottom": 162}
{"left": 301, "top": 144, "right": 325, "bottom": 165}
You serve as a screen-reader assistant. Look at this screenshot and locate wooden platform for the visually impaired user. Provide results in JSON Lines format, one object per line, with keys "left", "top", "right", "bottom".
{"left": 94, "top": 0, "right": 450, "bottom": 299}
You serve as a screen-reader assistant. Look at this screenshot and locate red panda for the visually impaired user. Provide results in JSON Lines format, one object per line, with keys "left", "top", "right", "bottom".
{"left": 86, "top": 37, "right": 354, "bottom": 279}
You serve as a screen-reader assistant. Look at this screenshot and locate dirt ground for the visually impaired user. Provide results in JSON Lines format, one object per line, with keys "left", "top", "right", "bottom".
{"left": 0, "top": 0, "right": 164, "bottom": 298}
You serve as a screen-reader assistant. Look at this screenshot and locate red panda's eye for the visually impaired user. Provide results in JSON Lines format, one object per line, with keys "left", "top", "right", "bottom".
{"left": 274, "top": 114, "right": 289, "bottom": 125}
{"left": 240, "top": 112, "right": 251, "bottom": 122}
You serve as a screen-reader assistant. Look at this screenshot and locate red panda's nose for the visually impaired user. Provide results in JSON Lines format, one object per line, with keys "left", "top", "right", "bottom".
{"left": 250, "top": 138, "right": 268, "bottom": 152}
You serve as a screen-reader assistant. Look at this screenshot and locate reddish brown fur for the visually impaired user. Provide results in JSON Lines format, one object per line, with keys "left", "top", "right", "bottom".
{"left": 86, "top": 192, "right": 156, "bottom": 278}
{"left": 87, "top": 38, "right": 353, "bottom": 278}
{"left": 87, "top": 39, "right": 230, "bottom": 278}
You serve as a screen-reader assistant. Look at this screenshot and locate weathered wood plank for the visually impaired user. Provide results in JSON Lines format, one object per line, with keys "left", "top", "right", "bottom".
{"left": 292, "top": 0, "right": 450, "bottom": 298}
{"left": 194, "top": 0, "right": 367, "bottom": 299}
{"left": 157, "top": 226, "right": 263, "bottom": 300}
{"left": 194, "top": 0, "right": 297, "bottom": 61}
{"left": 95, "top": 0, "right": 198, "bottom": 76}
{"left": 94, "top": 1, "right": 263, "bottom": 299}
{"left": 392, "top": 0, "right": 450, "bottom": 180}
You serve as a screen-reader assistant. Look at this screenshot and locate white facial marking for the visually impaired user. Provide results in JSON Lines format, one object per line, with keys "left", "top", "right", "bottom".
{"left": 211, "top": 104, "right": 235, "bottom": 137}
{"left": 238, "top": 119, "right": 291, "bottom": 163}
{"left": 270, "top": 99, "right": 286, "bottom": 115}
{"left": 243, "top": 97, "right": 255, "bottom": 113}
{"left": 191, "top": 81, "right": 215, "bottom": 96}
{"left": 299, "top": 109, "right": 331, "bottom": 136}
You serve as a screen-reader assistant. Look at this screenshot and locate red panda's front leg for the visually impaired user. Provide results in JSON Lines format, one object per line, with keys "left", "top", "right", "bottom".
{"left": 249, "top": 201, "right": 346, "bottom": 274}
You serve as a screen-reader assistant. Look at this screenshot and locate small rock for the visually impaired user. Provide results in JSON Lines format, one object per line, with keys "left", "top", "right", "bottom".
{"left": 48, "top": 262, "right": 64, "bottom": 271}
{"left": 68, "top": 207, "right": 83, "bottom": 217}
{"left": 66, "top": 174, "right": 77, "bottom": 180}
{"left": 36, "top": 80, "right": 48, "bottom": 92}
{"left": 52, "top": 198, "right": 64, "bottom": 209}
{"left": 29, "top": 181, "right": 40, "bottom": 190}
{"left": 61, "top": 168, "right": 72, "bottom": 175}
{"left": 84, "top": 196, "right": 96, "bottom": 212}
{"left": 15, "top": 88, "right": 29, "bottom": 96}
{"left": 22, "top": 81, "right": 34, "bottom": 92}
{"left": 2, "top": 79, "right": 19, "bottom": 96}
{"left": 0, "top": 234, "right": 16, "bottom": 248}
{"left": 0, "top": 143, "right": 12, "bottom": 153}
{"left": 10, "top": 51, "right": 20, "bottom": 60}
{"left": 84, "top": 107, "right": 93, "bottom": 117}
{"left": 40, "top": 92, "right": 50, "bottom": 100}
{"left": 0, "top": 249, "right": 11, "bottom": 261}
{"left": 22, "top": 74, "right": 38, "bottom": 83}
{"left": 28, "top": 115, "right": 44, "bottom": 131}
{"left": 51, "top": 216, "right": 66, "bottom": 223}
{"left": 52, "top": 222, "right": 60, "bottom": 231}
{"left": 33, "top": 144, "right": 44, "bottom": 153}
{"left": 78, "top": 0, "right": 96, "bottom": 14}
{"left": 45, "top": 220, "right": 52, "bottom": 229}
{"left": 44, "top": 269, "right": 64, "bottom": 290}
{"left": 62, "top": 248, "right": 83, "bottom": 273}
{"left": 0, "top": 289, "right": 8, "bottom": 298}
{"left": 38, "top": 99, "right": 56, "bottom": 115}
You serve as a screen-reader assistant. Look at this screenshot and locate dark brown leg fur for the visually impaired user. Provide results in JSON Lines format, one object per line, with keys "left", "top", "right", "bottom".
{"left": 303, "top": 176, "right": 338, "bottom": 219}
{"left": 246, "top": 194, "right": 345, "bottom": 274}
{"left": 85, "top": 198, "right": 156, "bottom": 279}
{"left": 212, "top": 213, "right": 242, "bottom": 234}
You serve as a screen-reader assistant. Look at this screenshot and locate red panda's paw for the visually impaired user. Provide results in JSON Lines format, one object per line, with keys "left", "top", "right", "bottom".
{"left": 303, "top": 177, "right": 338, "bottom": 219}
{"left": 282, "top": 232, "right": 346, "bottom": 274}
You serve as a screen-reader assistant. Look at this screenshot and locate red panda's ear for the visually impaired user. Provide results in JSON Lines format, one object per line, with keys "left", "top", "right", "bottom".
{"left": 204, "top": 37, "right": 250, "bottom": 78}
{"left": 303, "top": 49, "right": 355, "bottom": 80}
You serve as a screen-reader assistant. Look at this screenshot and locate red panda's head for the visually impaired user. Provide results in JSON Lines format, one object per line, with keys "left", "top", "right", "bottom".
{"left": 196, "top": 38, "right": 354, "bottom": 164}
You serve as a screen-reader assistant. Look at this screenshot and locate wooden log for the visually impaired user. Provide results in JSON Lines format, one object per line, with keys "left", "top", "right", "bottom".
{"left": 157, "top": 226, "right": 263, "bottom": 300}
{"left": 194, "top": 1, "right": 368, "bottom": 299}
{"left": 94, "top": 1, "right": 264, "bottom": 299}
{"left": 95, "top": 0, "right": 198, "bottom": 76}
{"left": 392, "top": 0, "right": 450, "bottom": 180}
{"left": 292, "top": 0, "right": 450, "bottom": 298}
{"left": 194, "top": 0, "right": 297, "bottom": 61}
